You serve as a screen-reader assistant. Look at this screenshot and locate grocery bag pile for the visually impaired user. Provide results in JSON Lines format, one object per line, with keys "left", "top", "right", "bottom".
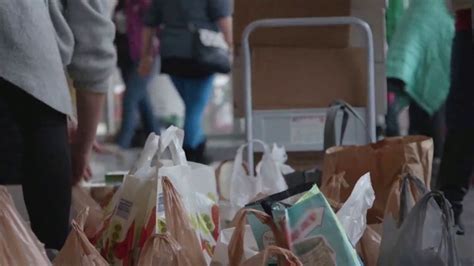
{"left": 0, "top": 125, "right": 461, "bottom": 266}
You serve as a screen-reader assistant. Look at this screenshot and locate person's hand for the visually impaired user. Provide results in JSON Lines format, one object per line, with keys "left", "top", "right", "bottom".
{"left": 68, "top": 120, "right": 93, "bottom": 184}
{"left": 138, "top": 56, "right": 154, "bottom": 77}
{"left": 70, "top": 141, "right": 93, "bottom": 185}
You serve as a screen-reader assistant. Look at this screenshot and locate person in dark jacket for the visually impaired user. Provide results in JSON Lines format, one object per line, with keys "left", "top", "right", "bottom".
{"left": 437, "top": 2, "right": 473, "bottom": 235}
{"left": 139, "top": 0, "right": 233, "bottom": 163}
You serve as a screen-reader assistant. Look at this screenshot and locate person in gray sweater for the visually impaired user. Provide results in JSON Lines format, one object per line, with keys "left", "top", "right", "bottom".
{"left": 0, "top": 0, "right": 116, "bottom": 249}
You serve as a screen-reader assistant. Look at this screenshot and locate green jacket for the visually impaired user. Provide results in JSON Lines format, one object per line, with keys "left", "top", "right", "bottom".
{"left": 387, "top": 0, "right": 454, "bottom": 115}
{"left": 386, "top": 0, "right": 410, "bottom": 45}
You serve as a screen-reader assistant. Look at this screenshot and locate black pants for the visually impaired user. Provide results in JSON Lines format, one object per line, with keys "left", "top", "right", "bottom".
{"left": 0, "top": 78, "right": 71, "bottom": 249}
{"left": 437, "top": 29, "right": 474, "bottom": 216}
{"left": 409, "top": 103, "right": 446, "bottom": 158}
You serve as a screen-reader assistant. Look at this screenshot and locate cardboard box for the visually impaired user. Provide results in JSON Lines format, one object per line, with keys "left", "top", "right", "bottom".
{"left": 375, "top": 62, "right": 387, "bottom": 114}
{"left": 234, "top": 0, "right": 351, "bottom": 49}
{"left": 351, "top": 0, "right": 388, "bottom": 9}
{"left": 286, "top": 151, "right": 325, "bottom": 171}
{"left": 350, "top": 7, "right": 388, "bottom": 114}
{"left": 350, "top": 8, "right": 387, "bottom": 63}
{"left": 233, "top": 47, "right": 368, "bottom": 116}
{"left": 255, "top": 151, "right": 325, "bottom": 171}
{"left": 232, "top": 0, "right": 387, "bottom": 117}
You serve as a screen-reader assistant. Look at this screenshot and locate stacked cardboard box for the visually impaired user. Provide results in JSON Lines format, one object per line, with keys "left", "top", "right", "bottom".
{"left": 232, "top": 0, "right": 388, "bottom": 168}
{"left": 350, "top": 0, "right": 388, "bottom": 114}
{"left": 233, "top": 0, "right": 387, "bottom": 116}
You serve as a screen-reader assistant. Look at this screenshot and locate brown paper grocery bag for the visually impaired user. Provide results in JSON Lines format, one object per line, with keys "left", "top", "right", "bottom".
{"left": 71, "top": 186, "right": 105, "bottom": 239}
{"left": 320, "top": 172, "right": 348, "bottom": 211}
{"left": 242, "top": 246, "right": 302, "bottom": 266}
{"left": 0, "top": 186, "right": 50, "bottom": 266}
{"left": 384, "top": 174, "right": 429, "bottom": 224}
{"left": 322, "top": 136, "right": 433, "bottom": 221}
{"left": 356, "top": 224, "right": 382, "bottom": 266}
{"left": 162, "top": 177, "right": 207, "bottom": 266}
{"left": 136, "top": 233, "right": 190, "bottom": 266}
{"left": 53, "top": 208, "right": 108, "bottom": 266}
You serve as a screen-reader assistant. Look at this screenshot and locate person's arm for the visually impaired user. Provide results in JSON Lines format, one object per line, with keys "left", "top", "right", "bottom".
{"left": 138, "top": 27, "right": 158, "bottom": 76}
{"left": 217, "top": 17, "right": 233, "bottom": 50}
{"left": 138, "top": 0, "right": 162, "bottom": 76}
{"left": 65, "top": 0, "right": 117, "bottom": 184}
{"left": 70, "top": 91, "right": 106, "bottom": 183}
{"left": 65, "top": 0, "right": 116, "bottom": 92}
{"left": 209, "top": 0, "right": 233, "bottom": 50}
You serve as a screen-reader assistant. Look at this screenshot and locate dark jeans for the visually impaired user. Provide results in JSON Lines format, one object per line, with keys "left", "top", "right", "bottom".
{"left": 170, "top": 75, "right": 214, "bottom": 149}
{"left": 409, "top": 103, "right": 446, "bottom": 158}
{"left": 0, "top": 78, "right": 71, "bottom": 249}
{"left": 437, "top": 29, "right": 474, "bottom": 216}
{"left": 386, "top": 78, "right": 446, "bottom": 158}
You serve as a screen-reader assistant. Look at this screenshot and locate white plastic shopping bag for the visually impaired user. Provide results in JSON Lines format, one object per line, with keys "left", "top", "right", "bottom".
{"left": 97, "top": 133, "right": 160, "bottom": 265}
{"left": 156, "top": 126, "right": 219, "bottom": 261}
{"left": 223, "top": 140, "right": 289, "bottom": 221}
{"left": 269, "top": 143, "right": 295, "bottom": 176}
{"left": 211, "top": 225, "right": 259, "bottom": 266}
{"left": 336, "top": 173, "right": 375, "bottom": 246}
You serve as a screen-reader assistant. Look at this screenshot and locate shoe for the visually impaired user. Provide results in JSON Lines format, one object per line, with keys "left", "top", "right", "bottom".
{"left": 454, "top": 212, "right": 465, "bottom": 236}
{"left": 442, "top": 192, "right": 465, "bottom": 236}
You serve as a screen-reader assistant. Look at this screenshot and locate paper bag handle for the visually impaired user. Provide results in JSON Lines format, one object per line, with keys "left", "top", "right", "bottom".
{"left": 228, "top": 209, "right": 287, "bottom": 266}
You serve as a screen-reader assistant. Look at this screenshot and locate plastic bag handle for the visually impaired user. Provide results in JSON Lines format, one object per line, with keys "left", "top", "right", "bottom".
{"left": 324, "top": 100, "right": 371, "bottom": 150}
{"left": 129, "top": 133, "right": 160, "bottom": 175}
{"left": 259, "top": 246, "right": 303, "bottom": 266}
{"left": 398, "top": 175, "right": 429, "bottom": 225}
{"left": 232, "top": 139, "right": 270, "bottom": 178}
{"left": 427, "top": 192, "right": 459, "bottom": 266}
{"left": 228, "top": 209, "right": 286, "bottom": 266}
{"left": 158, "top": 126, "right": 188, "bottom": 167}
{"left": 407, "top": 191, "right": 459, "bottom": 265}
